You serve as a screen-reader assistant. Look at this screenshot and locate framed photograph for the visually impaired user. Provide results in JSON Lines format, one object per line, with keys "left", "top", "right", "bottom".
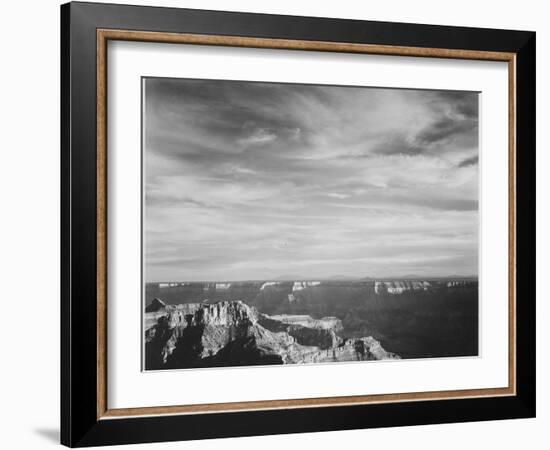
{"left": 61, "top": 2, "right": 536, "bottom": 447}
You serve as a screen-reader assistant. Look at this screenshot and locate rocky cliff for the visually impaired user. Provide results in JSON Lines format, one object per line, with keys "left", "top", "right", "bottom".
{"left": 145, "top": 300, "right": 399, "bottom": 370}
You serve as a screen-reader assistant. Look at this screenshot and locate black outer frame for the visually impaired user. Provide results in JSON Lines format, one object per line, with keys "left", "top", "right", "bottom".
{"left": 60, "top": 1, "right": 536, "bottom": 447}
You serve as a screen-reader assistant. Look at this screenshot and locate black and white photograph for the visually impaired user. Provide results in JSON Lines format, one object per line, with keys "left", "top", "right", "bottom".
{"left": 143, "top": 77, "right": 480, "bottom": 371}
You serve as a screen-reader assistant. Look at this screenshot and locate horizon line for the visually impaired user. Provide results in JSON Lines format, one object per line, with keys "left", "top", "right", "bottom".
{"left": 146, "top": 275, "right": 479, "bottom": 284}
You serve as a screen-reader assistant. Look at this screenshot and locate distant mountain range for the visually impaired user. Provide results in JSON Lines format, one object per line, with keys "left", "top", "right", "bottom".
{"left": 149, "top": 274, "right": 478, "bottom": 284}
{"left": 371, "top": 274, "right": 477, "bottom": 280}
{"left": 274, "top": 274, "right": 360, "bottom": 281}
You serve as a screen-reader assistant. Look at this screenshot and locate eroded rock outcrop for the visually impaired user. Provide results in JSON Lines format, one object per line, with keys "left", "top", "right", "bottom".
{"left": 267, "top": 314, "right": 343, "bottom": 332}
{"left": 287, "top": 336, "right": 399, "bottom": 364}
{"left": 145, "top": 297, "right": 166, "bottom": 313}
{"left": 145, "top": 300, "right": 399, "bottom": 370}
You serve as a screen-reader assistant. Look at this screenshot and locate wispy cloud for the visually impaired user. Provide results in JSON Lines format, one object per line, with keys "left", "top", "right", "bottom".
{"left": 144, "top": 79, "right": 479, "bottom": 281}
{"left": 458, "top": 155, "right": 479, "bottom": 168}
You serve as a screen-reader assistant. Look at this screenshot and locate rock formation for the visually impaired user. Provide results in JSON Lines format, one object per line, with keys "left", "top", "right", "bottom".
{"left": 292, "top": 281, "right": 321, "bottom": 291}
{"left": 145, "top": 300, "right": 399, "bottom": 370}
{"left": 145, "top": 297, "right": 166, "bottom": 313}
{"left": 374, "top": 280, "right": 431, "bottom": 294}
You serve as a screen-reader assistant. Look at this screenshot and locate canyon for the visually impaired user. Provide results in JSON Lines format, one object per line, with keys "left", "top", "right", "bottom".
{"left": 145, "top": 278, "right": 478, "bottom": 364}
{"left": 145, "top": 299, "right": 400, "bottom": 370}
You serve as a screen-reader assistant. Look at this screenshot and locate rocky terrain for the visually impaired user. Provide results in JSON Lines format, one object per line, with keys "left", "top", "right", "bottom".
{"left": 145, "top": 299, "right": 399, "bottom": 370}
{"left": 145, "top": 278, "right": 478, "bottom": 361}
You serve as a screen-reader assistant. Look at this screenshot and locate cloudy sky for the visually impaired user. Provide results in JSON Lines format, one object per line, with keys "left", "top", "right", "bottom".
{"left": 143, "top": 78, "right": 479, "bottom": 282}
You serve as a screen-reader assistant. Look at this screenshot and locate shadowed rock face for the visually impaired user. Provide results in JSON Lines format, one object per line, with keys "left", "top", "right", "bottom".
{"left": 145, "top": 300, "right": 399, "bottom": 370}
{"left": 145, "top": 298, "right": 166, "bottom": 313}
